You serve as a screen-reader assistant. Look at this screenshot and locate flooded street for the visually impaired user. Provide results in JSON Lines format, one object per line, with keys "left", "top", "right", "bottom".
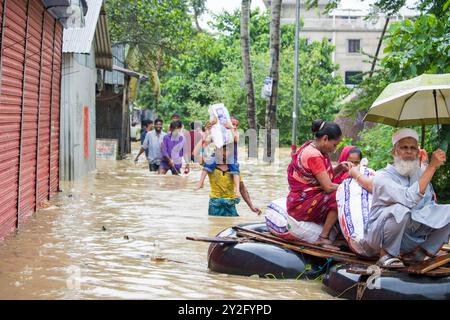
{"left": 0, "top": 143, "right": 333, "bottom": 299}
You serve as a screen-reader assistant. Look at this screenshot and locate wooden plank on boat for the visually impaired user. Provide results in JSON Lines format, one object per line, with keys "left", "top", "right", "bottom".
{"left": 235, "top": 230, "right": 373, "bottom": 266}
{"left": 404, "top": 253, "right": 450, "bottom": 274}
{"left": 423, "top": 267, "right": 450, "bottom": 277}
{"left": 346, "top": 266, "right": 398, "bottom": 276}
{"left": 346, "top": 266, "right": 450, "bottom": 277}
{"left": 186, "top": 236, "right": 240, "bottom": 244}
{"left": 233, "top": 226, "right": 357, "bottom": 258}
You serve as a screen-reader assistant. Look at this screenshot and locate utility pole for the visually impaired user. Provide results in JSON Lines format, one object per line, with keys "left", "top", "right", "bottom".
{"left": 292, "top": 0, "right": 301, "bottom": 147}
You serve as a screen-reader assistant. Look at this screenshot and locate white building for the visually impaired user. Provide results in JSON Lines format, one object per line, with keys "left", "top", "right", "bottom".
{"left": 264, "top": 0, "right": 417, "bottom": 85}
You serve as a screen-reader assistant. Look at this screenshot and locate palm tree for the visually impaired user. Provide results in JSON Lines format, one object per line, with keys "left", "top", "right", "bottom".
{"left": 240, "top": 0, "right": 256, "bottom": 131}
{"left": 265, "top": 0, "right": 282, "bottom": 160}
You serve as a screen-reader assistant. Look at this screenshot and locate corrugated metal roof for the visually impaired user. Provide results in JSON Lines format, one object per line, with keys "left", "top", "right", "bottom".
{"left": 62, "top": 0, "right": 101, "bottom": 53}
{"left": 62, "top": 0, "right": 112, "bottom": 70}
{"left": 94, "top": 7, "right": 112, "bottom": 70}
{"left": 104, "top": 44, "right": 125, "bottom": 85}
{"left": 113, "top": 65, "right": 149, "bottom": 81}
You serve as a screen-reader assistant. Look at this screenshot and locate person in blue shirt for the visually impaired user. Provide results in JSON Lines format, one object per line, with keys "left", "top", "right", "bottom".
{"left": 135, "top": 119, "right": 166, "bottom": 172}
{"left": 140, "top": 120, "right": 153, "bottom": 158}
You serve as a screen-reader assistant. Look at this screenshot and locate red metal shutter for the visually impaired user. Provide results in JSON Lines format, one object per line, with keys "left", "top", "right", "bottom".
{"left": 0, "top": 0, "right": 27, "bottom": 237}
{"left": 49, "top": 21, "right": 62, "bottom": 195}
{"left": 36, "top": 11, "right": 54, "bottom": 207}
{"left": 0, "top": 0, "right": 61, "bottom": 239}
{"left": 18, "top": 0, "right": 45, "bottom": 221}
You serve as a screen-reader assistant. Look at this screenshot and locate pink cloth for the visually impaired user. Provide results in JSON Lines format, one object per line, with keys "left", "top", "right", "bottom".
{"left": 333, "top": 145, "right": 354, "bottom": 184}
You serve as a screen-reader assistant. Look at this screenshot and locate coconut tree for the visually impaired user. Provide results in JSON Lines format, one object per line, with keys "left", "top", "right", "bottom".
{"left": 265, "top": 0, "right": 282, "bottom": 160}
{"left": 240, "top": 0, "right": 256, "bottom": 131}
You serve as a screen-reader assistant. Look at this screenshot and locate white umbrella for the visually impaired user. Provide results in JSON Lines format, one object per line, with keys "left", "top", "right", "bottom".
{"left": 364, "top": 73, "right": 450, "bottom": 127}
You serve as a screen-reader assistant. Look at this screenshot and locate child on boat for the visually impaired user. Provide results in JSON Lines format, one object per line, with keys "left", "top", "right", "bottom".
{"left": 195, "top": 116, "right": 241, "bottom": 198}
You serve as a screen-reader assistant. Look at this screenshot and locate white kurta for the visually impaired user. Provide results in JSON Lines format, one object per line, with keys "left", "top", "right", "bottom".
{"left": 361, "top": 164, "right": 450, "bottom": 257}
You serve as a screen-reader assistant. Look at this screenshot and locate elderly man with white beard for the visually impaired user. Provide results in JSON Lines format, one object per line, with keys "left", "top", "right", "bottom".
{"left": 360, "top": 128, "right": 450, "bottom": 268}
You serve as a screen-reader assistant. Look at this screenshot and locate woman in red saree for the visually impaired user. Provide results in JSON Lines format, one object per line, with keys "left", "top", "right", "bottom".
{"left": 287, "top": 120, "right": 352, "bottom": 247}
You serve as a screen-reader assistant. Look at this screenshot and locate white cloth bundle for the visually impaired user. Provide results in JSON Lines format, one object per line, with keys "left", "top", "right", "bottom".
{"left": 336, "top": 163, "right": 375, "bottom": 255}
{"left": 265, "top": 198, "right": 334, "bottom": 243}
{"left": 208, "top": 103, "right": 233, "bottom": 149}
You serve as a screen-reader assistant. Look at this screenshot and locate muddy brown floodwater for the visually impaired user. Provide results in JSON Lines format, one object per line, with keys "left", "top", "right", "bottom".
{"left": 0, "top": 143, "right": 335, "bottom": 299}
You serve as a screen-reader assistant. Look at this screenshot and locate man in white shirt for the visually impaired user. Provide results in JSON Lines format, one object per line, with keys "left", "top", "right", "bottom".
{"left": 135, "top": 119, "right": 166, "bottom": 172}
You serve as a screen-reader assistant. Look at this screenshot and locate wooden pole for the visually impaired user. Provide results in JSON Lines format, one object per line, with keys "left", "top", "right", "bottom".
{"left": 292, "top": 0, "right": 301, "bottom": 147}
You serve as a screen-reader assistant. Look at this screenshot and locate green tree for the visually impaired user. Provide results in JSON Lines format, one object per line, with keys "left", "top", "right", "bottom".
{"left": 106, "top": 0, "right": 195, "bottom": 106}
{"left": 136, "top": 8, "right": 347, "bottom": 145}
{"left": 343, "top": 8, "right": 450, "bottom": 201}
{"left": 240, "top": 0, "right": 257, "bottom": 131}
{"left": 219, "top": 38, "right": 347, "bottom": 145}
{"left": 265, "top": 0, "right": 282, "bottom": 159}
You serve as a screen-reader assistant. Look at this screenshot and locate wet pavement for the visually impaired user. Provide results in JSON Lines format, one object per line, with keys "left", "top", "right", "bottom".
{"left": 0, "top": 143, "right": 334, "bottom": 299}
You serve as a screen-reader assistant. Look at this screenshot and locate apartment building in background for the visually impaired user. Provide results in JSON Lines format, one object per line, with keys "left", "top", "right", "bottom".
{"left": 263, "top": 0, "right": 417, "bottom": 85}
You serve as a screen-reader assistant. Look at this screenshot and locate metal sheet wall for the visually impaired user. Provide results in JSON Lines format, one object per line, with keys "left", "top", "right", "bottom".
{"left": 0, "top": 0, "right": 62, "bottom": 240}
{"left": 60, "top": 47, "right": 97, "bottom": 181}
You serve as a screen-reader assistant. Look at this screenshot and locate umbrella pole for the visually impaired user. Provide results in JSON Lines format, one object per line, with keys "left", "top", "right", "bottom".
{"left": 434, "top": 89, "right": 439, "bottom": 129}
{"left": 421, "top": 125, "right": 425, "bottom": 149}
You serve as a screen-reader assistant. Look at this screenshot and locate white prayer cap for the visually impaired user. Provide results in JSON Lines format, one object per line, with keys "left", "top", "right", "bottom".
{"left": 392, "top": 128, "right": 419, "bottom": 146}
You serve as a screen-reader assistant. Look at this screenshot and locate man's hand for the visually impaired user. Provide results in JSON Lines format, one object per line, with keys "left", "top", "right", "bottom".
{"left": 251, "top": 206, "right": 262, "bottom": 215}
{"left": 168, "top": 159, "right": 175, "bottom": 168}
{"left": 430, "top": 149, "right": 446, "bottom": 169}
{"left": 134, "top": 156, "right": 139, "bottom": 164}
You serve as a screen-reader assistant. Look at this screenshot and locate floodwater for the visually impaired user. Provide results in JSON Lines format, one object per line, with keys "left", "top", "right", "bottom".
{"left": 0, "top": 143, "right": 334, "bottom": 299}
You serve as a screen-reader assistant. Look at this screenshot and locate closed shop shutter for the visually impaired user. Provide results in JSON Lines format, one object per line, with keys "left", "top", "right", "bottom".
{"left": 0, "top": 0, "right": 62, "bottom": 239}
{"left": 18, "top": 0, "right": 45, "bottom": 221}
{"left": 0, "top": 0, "right": 27, "bottom": 237}
{"left": 36, "top": 11, "right": 54, "bottom": 206}
{"left": 49, "top": 22, "right": 62, "bottom": 195}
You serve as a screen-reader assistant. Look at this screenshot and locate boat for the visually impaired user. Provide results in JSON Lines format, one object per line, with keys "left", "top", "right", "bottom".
{"left": 206, "top": 223, "right": 329, "bottom": 279}
{"left": 323, "top": 264, "right": 450, "bottom": 300}
{"left": 188, "top": 223, "right": 450, "bottom": 300}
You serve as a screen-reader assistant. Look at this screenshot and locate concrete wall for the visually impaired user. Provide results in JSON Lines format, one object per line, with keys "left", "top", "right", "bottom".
{"left": 60, "top": 47, "right": 97, "bottom": 181}
{"left": 278, "top": 2, "right": 390, "bottom": 84}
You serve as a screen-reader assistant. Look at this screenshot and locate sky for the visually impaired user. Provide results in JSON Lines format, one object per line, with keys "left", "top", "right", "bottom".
{"left": 199, "top": 0, "right": 418, "bottom": 30}
{"left": 199, "top": 0, "right": 267, "bottom": 30}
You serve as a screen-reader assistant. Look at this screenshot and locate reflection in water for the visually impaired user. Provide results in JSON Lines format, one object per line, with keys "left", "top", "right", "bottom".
{"left": 0, "top": 144, "right": 334, "bottom": 299}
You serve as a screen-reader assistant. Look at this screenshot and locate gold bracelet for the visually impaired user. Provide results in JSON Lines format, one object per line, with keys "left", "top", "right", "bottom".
{"left": 355, "top": 173, "right": 363, "bottom": 182}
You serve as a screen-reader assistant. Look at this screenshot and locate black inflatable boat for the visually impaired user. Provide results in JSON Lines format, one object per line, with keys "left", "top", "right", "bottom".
{"left": 323, "top": 264, "right": 450, "bottom": 300}
{"left": 207, "top": 223, "right": 450, "bottom": 300}
{"left": 207, "top": 223, "right": 331, "bottom": 279}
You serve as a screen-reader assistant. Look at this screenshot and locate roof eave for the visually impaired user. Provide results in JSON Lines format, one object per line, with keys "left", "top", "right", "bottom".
{"left": 113, "top": 65, "right": 149, "bottom": 81}
{"left": 94, "top": 6, "right": 113, "bottom": 71}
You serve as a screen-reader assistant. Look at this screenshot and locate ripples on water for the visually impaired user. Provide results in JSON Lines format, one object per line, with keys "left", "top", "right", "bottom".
{"left": 0, "top": 144, "right": 334, "bottom": 299}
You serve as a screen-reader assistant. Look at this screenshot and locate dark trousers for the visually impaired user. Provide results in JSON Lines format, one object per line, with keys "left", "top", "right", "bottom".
{"left": 149, "top": 163, "right": 160, "bottom": 172}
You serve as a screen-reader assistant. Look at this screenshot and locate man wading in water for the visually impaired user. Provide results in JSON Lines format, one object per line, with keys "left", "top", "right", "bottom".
{"left": 206, "top": 143, "right": 261, "bottom": 216}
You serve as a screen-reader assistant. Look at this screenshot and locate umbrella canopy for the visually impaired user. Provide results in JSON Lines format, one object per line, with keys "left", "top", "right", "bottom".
{"left": 364, "top": 73, "right": 450, "bottom": 127}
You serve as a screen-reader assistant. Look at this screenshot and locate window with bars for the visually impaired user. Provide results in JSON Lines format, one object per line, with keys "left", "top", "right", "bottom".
{"left": 345, "top": 71, "right": 363, "bottom": 85}
{"left": 348, "top": 39, "right": 361, "bottom": 53}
